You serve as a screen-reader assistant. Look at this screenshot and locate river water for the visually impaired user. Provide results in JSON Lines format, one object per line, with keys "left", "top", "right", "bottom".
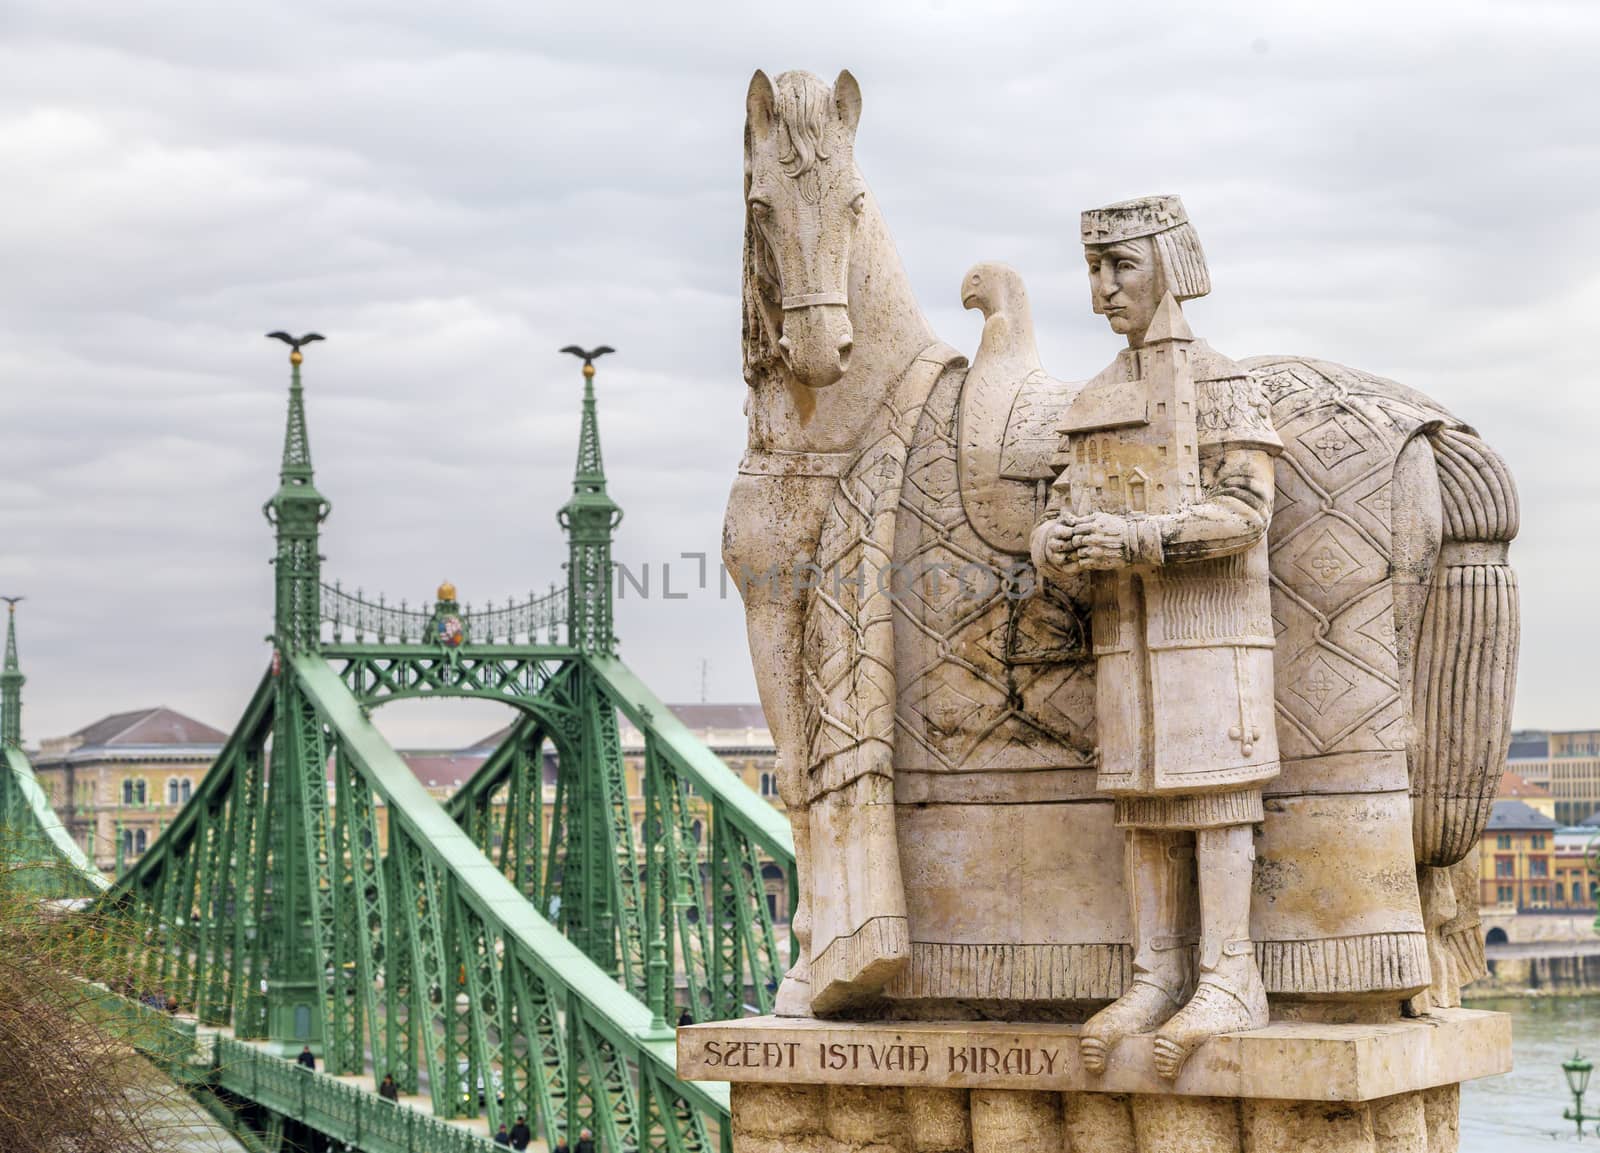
{"left": 1462, "top": 996, "right": 1600, "bottom": 1149}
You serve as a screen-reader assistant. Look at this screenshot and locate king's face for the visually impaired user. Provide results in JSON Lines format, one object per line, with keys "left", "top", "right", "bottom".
{"left": 1085, "top": 238, "right": 1164, "bottom": 343}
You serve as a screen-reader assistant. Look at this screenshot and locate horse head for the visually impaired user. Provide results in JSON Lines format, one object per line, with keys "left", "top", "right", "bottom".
{"left": 743, "top": 69, "right": 865, "bottom": 389}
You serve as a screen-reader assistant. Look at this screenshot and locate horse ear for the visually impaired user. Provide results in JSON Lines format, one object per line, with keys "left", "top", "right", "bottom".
{"left": 747, "top": 70, "right": 777, "bottom": 140}
{"left": 834, "top": 70, "right": 862, "bottom": 135}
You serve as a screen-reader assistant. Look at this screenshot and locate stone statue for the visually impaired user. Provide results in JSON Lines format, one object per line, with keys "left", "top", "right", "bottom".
{"left": 700, "top": 66, "right": 1521, "bottom": 1152}
{"left": 1030, "top": 197, "right": 1281, "bottom": 1078}
{"left": 722, "top": 67, "right": 1519, "bottom": 1047}
{"left": 721, "top": 68, "right": 959, "bottom": 1014}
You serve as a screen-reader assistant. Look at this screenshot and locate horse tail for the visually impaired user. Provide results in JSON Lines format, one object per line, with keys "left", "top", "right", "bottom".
{"left": 1409, "top": 428, "right": 1520, "bottom": 869}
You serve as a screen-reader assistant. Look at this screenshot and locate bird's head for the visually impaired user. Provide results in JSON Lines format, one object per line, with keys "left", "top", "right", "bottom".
{"left": 960, "top": 261, "right": 1024, "bottom": 317}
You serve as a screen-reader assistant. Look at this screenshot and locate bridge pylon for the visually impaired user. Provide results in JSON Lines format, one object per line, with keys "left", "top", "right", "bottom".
{"left": 2, "top": 597, "right": 24, "bottom": 750}
{"left": 261, "top": 334, "right": 333, "bottom": 1057}
{"left": 63, "top": 335, "right": 796, "bottom": 1152}
{"left": 555, "top": 349, "right": 631, "bottom": 979}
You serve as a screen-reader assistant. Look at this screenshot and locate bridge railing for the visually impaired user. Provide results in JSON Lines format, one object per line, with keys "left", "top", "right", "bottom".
{"left": 215, "top": 1037, "right": 501, "bottom": 1153}
{"left": 78, "top": 982, "right": 202, "bottom": 1077}
{"left": 320, "top": 581, "right": 566, "bottom": 645}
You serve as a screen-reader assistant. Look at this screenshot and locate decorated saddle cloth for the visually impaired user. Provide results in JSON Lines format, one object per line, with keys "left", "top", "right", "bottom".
{"left": 801, "top": 341, "right": 1098, "bottom": 805}
{"left": 801, "top": 343, "right": 968, "bottom": 802}
{"left": 803, "top": 341, "right": 1111, "bottom": 1007}
{"left": 1248, "top": 356, "right": 1515, "bottom": 997}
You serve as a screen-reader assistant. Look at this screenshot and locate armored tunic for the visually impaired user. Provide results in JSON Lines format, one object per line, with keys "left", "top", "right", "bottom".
{"left": 1055, "top": 339, "right": 1283, "bottom": 826}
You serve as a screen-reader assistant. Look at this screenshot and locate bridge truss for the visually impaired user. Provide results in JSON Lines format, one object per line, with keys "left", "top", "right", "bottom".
{"left": 1, "top": 347, "right": 795, "bottom": 1152}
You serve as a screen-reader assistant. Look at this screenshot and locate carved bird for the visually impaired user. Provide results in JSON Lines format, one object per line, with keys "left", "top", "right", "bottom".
{"left": 958, "top": 262, "right": 1076, "bottom": 553}
{"left": 0, "top": 596, "right": 22, "bottom": 608}
{"left": 560, "top": 345, "right": 616, "bottom": 367}
{"left": 962, "top": 262, "right": 1042, "bottom": 385}
{"left": 265, "top": 332, "right": 326, "bottom": 350}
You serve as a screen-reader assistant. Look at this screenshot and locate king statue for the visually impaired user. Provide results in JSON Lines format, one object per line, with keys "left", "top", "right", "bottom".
{"left": 1031, "top": 195, "right": 1282, "bottom": 1079}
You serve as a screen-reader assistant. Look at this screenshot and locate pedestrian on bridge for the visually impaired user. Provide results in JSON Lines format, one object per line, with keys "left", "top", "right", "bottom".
{"left": 297, "top": 1045, "right": 316, "bottom": 1071}
{"left": 509, "top": 1116, "right": 532, "bottom": 1150}
{"left": 378, "top": 1073, "right": 399, "bottom": 1101}
{"left": 494, "top": 1122, "right": 512, "bottom": 1146}
{"left": 577, "top": 1127, "right": 595, "bottom": 1153}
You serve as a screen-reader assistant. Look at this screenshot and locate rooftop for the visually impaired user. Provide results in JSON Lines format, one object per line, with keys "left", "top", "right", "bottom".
{"left": 1485, "top": 799, "right": 1559, "bottom": 832}
{"left": 74, "top": 706, "right": 227, "bottom": 747}
{"left": 657, "top": 703, "right": 770, "bottom": 731}
{"left": 37, "top": 706, "right": 228, "bottom": 759}
{"left": 400, "top": 752, "right": 497, "bottom": 790}
{"left": 1497, "top": 770, "right": 1552, "bottom": 800}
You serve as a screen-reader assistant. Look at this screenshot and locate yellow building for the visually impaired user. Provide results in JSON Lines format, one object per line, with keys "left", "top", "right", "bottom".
{"left": 31, "top": 707, "right": 226, "bottom": 874}
{"left": 1479, "top": 799, "right": 1597, "bottom": 915}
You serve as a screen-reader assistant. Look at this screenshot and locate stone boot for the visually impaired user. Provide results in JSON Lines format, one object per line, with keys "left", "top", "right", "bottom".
{"left": 1080, "top": 829, "right": 1194, "bottom": 1075}
{"left": 1152, "top": 824, "right": 1268, "bottom": 1080}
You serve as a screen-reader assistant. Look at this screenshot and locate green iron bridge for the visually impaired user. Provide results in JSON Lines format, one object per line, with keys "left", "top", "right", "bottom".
{"left": 0, "top": 343, "right": 796, "bottom": 1153}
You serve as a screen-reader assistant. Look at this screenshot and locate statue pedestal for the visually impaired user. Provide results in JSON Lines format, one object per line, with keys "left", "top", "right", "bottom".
{"left": 679, "top": 1009, "right": 1509, "bottom": 1152}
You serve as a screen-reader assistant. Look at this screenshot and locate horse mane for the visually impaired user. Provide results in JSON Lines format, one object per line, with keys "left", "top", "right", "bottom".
{"left": 742, "top": 71, "right": 836, "bottom": 388}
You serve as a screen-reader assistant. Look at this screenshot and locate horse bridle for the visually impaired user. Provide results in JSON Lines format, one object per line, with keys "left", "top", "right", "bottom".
{"left": 780, "top": 291, "right": 849, "bottom": 310}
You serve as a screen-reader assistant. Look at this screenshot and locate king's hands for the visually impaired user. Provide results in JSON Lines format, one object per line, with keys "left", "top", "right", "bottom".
{"left": 1031, "top": 512, "right": 1137, "bottom": 579}
{"left": 1068, "top": 512, "right": 1136, "bottom": 570}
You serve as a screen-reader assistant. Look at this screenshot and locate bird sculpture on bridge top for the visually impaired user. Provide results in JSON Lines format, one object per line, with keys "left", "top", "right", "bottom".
{"left": 266, "top": 331, "right": 325, "bottom": 366}
{"left": 560, "top": 345, "right": 615, "bottom": 377}
{"left": 1, "top": 596, "right": 23, "bottom": 611}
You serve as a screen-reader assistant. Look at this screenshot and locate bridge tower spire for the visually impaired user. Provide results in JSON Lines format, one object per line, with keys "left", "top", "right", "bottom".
{"left": 558, "top": 347, "right": 621, "bottom": 654}
{"left": 1, "top": 598, "right": 24, "bottom": 749}
{"left": 260, "top": 333, "right": 331, "bottom": 1058}
{"left": 263, "top": 335, "right": 330, "bottom": 652}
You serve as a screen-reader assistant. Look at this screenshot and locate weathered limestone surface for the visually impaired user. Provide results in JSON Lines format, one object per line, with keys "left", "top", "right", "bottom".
{"left": 727, "top": 1080, "right": 1473, "bottom": 1153}
{"left": 680, "top": 1010, "right": 1509, "bottom": 1101}
{"left": 713, "top": 64, "right": 1517, "bottom": 1151}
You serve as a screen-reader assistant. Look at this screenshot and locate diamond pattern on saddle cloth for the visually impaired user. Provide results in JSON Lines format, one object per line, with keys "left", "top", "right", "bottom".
{"left": 1247, "top": 356, "right": 1457, "bottom": 760}
{"left": 890, "top": 368, "right": 1093, "bottom": 775}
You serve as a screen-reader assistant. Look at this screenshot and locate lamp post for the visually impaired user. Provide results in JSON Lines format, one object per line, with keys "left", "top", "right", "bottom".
{"left": 1564, "top": 1051, "right": 1595, "bottom": 1138}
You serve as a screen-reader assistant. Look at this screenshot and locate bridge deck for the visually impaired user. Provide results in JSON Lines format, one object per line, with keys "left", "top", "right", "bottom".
{"left": 180, "top": 1010, "right": 528, "bottom": 1152}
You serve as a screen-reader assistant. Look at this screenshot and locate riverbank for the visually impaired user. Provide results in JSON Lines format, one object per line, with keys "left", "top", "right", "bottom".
{"left": 1464, "top": 940, "right": 1600, "bottom": 996}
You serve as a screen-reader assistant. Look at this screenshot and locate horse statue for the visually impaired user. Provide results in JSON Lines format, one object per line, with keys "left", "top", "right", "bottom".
{"left": 721, "top": 69, "right": 1519, "bottom": 1030}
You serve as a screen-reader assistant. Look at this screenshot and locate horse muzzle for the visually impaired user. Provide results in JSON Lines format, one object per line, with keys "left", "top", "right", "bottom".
{"left": 778, "top": 300, "right": 853, "bottom": 387}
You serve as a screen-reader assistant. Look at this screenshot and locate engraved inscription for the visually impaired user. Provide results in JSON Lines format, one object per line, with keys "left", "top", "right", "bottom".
{"left": 686, "top": 1033, "right": 1067, "bottom": 1081}
{"left": 699, "top": 1039, "right": 801, "bottom": 1069}
{"left": 946, "top": 1045, "right": 1062, "bottom": 1076}
{"left": 819, "top": 1041, "right": 932, "bottom": 1073}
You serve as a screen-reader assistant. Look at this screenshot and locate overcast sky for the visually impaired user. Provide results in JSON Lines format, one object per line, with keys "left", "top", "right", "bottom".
{"left": 2, "top": 1, "right": 1596, "bottom": 747}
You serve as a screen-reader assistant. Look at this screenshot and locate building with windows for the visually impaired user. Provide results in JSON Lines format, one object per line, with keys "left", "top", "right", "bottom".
{"left": 30, "top": 707, "right": 227, "bottom": 874}
{"left": 1506, "top": 729, "right": 1600, "bottom": 825}
{"left": 1478, "top": 798, "right": 1597, "bottom": 915}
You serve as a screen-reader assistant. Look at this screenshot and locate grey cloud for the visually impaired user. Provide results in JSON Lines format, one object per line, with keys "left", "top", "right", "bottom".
{"left": 1, "top": 0, "right": 1596, "bottom": 746}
